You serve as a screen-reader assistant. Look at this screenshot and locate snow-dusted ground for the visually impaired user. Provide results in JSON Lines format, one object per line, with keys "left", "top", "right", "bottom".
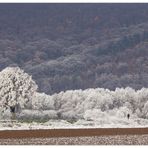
{"left": 0, "top": 117, "right": 148, "bottom": 131}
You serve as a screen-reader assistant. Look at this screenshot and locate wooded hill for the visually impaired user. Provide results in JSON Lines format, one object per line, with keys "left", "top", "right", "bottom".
{"left": 0, "top": 4, "right": 148, "bottom": 94}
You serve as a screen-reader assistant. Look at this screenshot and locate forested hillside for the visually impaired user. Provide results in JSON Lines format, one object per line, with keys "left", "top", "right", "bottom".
{"left": 1, "top": 4, "right": 148, "bottom": 94}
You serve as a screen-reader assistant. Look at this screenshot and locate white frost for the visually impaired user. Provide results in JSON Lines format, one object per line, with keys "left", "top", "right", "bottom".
{"left": 1, "top": 67, "right": 148, "bottom": 128}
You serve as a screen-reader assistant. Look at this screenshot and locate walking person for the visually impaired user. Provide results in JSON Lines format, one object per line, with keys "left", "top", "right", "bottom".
{"left": 127, "top": 113, "right": 130, "bottom": 120}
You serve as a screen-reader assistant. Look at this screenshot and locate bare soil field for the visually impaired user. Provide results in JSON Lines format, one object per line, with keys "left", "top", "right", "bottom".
{"left": 0, "top": 135, "right": 148, "bottom": 145}
{"left": 0, "top": 128, "right": 148, "bottom": 145}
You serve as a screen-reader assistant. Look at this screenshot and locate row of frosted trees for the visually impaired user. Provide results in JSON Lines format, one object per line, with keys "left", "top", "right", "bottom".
{"left": 1, "top": 67, "right": 148, "bottom": 122}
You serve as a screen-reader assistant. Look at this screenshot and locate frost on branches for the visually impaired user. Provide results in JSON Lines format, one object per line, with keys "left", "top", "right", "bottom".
{"left": 1, "top": 67, "right": 148, "bottom": 127}
{"left": 32, "top": 87, "right": 148, "bottom": 123}
{"left": 0, "top": 67, "right": 38, "bottom": 117}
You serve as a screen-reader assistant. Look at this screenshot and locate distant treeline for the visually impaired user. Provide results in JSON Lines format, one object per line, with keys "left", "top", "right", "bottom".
{"left": 0, "top": 4, "right": 148, "bottom": 94}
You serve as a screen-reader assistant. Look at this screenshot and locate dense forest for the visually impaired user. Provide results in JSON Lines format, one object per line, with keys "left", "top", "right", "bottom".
{"left": 1, "top": 4, "right": 148, "bottom": 94}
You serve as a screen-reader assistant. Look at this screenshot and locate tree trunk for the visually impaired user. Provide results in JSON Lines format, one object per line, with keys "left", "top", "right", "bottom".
{"left": 11, "top": 112, "right": 16, "bottom": 120}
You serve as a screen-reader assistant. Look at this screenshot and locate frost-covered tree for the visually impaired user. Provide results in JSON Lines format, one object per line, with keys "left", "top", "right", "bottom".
{"left": 2, "top": 66, "right": 148, "bottom": 123}
{"left": 0, "top": 67, "right": 38, "bottom": 119}
{"left": 32, "top": 92, "right": 55, "bottom": 110}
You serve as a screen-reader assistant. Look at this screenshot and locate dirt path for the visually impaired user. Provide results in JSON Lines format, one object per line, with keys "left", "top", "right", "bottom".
{"left": 0, "top": 128, "right": 148, "bottom": 139}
